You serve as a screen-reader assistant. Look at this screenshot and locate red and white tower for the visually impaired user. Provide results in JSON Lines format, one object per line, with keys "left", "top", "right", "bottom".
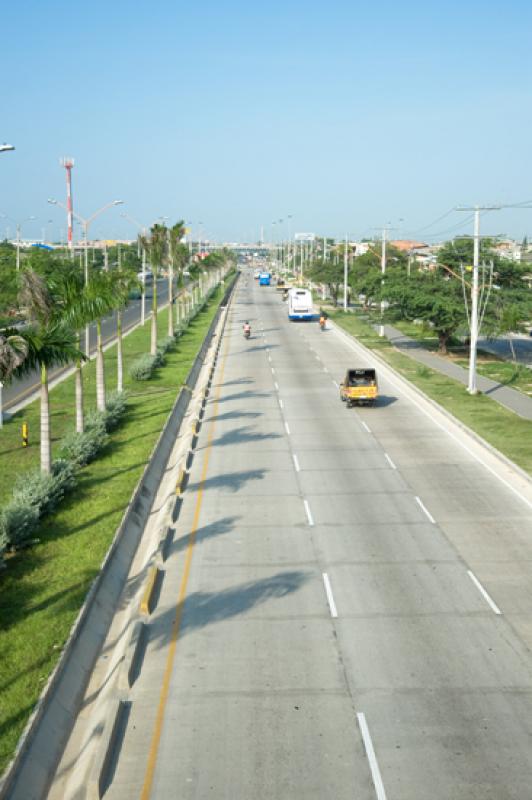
{"left": 60, "top": 157, "right": 75, "bottom": 249}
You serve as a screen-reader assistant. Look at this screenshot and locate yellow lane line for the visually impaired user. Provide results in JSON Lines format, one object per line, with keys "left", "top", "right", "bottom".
{"left": 140, "top": 322, "right": 231, "bottom": 800}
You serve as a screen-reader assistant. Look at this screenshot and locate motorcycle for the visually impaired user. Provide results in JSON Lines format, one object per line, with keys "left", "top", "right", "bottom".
{"left": 319, "top": 317, "right": 326, "bottom": 331}
{"left": 244, "top": 327, "right": 251, "bottom": 339}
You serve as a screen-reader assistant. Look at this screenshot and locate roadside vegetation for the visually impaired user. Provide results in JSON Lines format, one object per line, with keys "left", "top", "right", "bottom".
{"left": 309, "top": 235, "right": 532, "bottom": 354}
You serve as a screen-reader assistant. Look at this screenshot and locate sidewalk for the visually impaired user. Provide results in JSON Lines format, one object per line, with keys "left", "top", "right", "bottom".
{"left": 382, "top": 324, "right": 532, "bottom": 421}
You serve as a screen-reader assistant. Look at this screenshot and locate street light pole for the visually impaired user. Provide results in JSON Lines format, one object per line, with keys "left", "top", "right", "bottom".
{"left": 343, "top": 234, "right": 348, "bottom": 311}
{"left": 468, "top": 207, "right": 481, "bottom": 394}
{"left": 456, "top": 204, "right": 500, "bottom": 394}
{"left": 379, "top": 226, "right": 387, "bottom": 337}
{"left": 0, "top": 215, "right": 36, "bottom": 270}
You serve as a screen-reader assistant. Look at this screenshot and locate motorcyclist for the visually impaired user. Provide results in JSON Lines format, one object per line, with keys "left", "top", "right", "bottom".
{"left": 319, "top": 313, "right": 327, "bottom": 330}
{"left": 243, "top": 321, "right": 251, "bottom": 338}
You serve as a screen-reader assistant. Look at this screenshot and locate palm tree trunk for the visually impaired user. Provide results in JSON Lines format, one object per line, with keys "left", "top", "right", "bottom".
{"left": 75, "top": 361, "right": 84, "bottom": 433}
{"left": 168, "top": 266, "right": 173, "bottom": 336}
{"left": 96, "top": 319, "right": 106, "bottom": 411}
{"left": 150, "top": 278, "right": 158, "bottom": 356}
{"left": 117, "top": 309, "right": 123, "bottom": 393}
{"left": 41, "top": 363, "right": 51, "bottom": 474}
{"left": 75, "top": 333, "right": 84, "bottom": 433}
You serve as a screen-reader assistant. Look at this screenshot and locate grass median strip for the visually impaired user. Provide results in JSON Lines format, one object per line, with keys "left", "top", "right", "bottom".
{"left": 332, "top": 310, "right": 532, "bottom": 476}
{"left": 0, "top": 287, "right": 225, "bottom": 775}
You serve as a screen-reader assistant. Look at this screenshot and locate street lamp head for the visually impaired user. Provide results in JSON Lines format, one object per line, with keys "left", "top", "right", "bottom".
{"left": 113, "top": 200, "right": 124, "bottom": 206}
{"left": 0, "top": 144, "right": 15, "bottom": 153}
{"left": 47, "top": 198, "right": 57, "bottom": 205}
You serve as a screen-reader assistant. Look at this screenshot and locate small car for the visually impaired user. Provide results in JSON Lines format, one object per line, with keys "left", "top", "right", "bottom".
{"left": 340, "top": 368, "right": 378, "bottom": 407}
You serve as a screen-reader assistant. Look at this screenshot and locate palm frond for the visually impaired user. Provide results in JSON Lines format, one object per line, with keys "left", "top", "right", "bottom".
{"left": 19, "top": 269, "right": 54, "bottom": 325}
{"left": 11, "top": 324, "right": 85, "bottom": 378}
{"left": 0, "top": 330, "right": 29, "bottom": 381}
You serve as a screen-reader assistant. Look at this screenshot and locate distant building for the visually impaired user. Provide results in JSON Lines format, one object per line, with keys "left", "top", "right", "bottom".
{"left": 493, "top": 238, "right": 521, "bottom": 261}
{"left": 390, "top": 239, "right": 429, "bottom": 254}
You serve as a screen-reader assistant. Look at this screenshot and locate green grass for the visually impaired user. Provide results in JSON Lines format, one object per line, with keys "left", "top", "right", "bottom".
{"left": 454, "top": 356, "right": 532, "bottom": 396}
{"left": 391, "top": 319, "right": 464, "bottom": 352}
{"left": 0, "top": 287, "right": 225, "bottom": 774}
{"left": 332, "top": 310, "right": 532, "bottom": 476}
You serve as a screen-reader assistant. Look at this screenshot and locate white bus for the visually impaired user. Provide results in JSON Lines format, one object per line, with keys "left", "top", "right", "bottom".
{"left": 288, "top": 288, "right": 313, "bottom": 321}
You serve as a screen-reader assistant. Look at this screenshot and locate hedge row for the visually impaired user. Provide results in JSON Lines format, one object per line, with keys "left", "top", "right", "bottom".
{"left": 0, "top": 391, "right": 128, "bottom": 562}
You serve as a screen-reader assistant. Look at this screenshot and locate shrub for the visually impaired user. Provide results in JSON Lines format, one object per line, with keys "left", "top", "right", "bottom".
{"left": 159, "top": 336, "right": 175, "bottom": 354}
{"left": 154, "top": 348, "right": 166, "bottom": 368}
{"left": 103, "top": 390, "right": 128, "bottom": 431}
{"left": 59, "top": 423, "right": 108, "bottom": 468}
{"left": 129, "top": 353, "right": 158, "bottom": 381}
{"left": 13, "top": 459, "right": 77, "bottom": 517}
{"left": 0, "top": 501, "right": 39, "bottom": 549}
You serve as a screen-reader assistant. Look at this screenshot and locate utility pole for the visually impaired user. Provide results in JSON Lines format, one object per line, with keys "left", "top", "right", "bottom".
{"left": 343, "top": 234, "right": 348, "bottom": 311}
{"left": 456, "top": 205, "right": 500, "bottom": 394}
{"left": 376, "top": 224, "right": 395, "bottom": 337}
{"left": 379, "top": 226, "right": 388, "bottom": 336}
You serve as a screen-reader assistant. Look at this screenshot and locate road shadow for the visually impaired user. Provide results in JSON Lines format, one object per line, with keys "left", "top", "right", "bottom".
{"left": 209, "top": 409, "right": 263, "bottom": 423}
{"left": 187, "top": 469, "right": 266, "bottom": 494}
{"left": 376, "top": 395, "right": 397, "bottom": 407}
{"left": 207, "top": 426, "right": 282, "bottom": 448}
{"left": 244, "top": 344, "right": 280, "bottom": 353}
{"left": 221, "top": 377, "right": 255, "bottom": 387}
{"left": 169, "top": 515, "right": 239, "bottom": 556}
{"left": 150, "top": 570, "right": 310, "bottom": 650}
{"left": 216, "top": 390, "right": 271, "bottom": 405}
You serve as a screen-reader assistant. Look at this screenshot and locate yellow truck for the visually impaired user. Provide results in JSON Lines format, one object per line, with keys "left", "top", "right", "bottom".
{"left": 339, "top": 368, "right": 378, "bottom": 407}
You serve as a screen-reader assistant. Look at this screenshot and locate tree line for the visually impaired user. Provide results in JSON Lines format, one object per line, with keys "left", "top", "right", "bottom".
{"left": 306, "top": 238, "right": 532, "bottom": 354}
{"left": 0, "top": 221, "right": 234, "bottom": 474}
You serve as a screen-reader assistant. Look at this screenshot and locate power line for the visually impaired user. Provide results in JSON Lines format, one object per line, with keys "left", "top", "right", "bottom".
{"left": 420, "top": 214, "right": 476, "bottom": 240}
{"left": 404, "top": 208, "right": 456, "bottom": 236}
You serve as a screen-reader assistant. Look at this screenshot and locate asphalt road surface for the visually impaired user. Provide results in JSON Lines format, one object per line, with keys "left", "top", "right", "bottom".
{"left": 93, "top": 274, "right": 532, "bottom": 798}
{"left": 3, "top": 279, "right": 169, "bottom": 411}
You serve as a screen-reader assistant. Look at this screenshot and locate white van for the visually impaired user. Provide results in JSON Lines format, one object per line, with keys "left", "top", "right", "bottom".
{"left": 288, "top": 288, "right": 313, "bottom": 320}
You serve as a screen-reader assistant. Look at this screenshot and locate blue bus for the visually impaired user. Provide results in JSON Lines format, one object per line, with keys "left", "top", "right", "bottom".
{"left": 259, "top": 271, "right": 271, "bottom": 286}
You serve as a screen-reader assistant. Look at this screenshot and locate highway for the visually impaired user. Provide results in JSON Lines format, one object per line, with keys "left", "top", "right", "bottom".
{"left": 65, "top": 273, "right": 532, "bottom": 798}
{"left": 3, "top": 279, "right": 169, "bottom": 412}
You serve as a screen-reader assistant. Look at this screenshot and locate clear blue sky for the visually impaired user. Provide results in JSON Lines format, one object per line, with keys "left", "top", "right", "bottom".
{"left": 1, "top": 0, "right": 532, "bottom": 244}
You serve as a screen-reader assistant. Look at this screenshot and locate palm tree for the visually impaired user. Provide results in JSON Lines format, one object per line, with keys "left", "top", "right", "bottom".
{"left": 142, "top": 224, "right": 168, "bottom": 356}
{"left": 168, "top": 221, "right": 187, "bottom": 336}
{"left": 111, "top": 269, "right": 140, "bottom": 391}
{"left": 51, "top": 265, "right": 114, "bottom": 430}
{"left": 16, "top": 270, "right": 82, "bottom": 473}
{"left": 86, "top": 271, "right": 119, "bottom": 411}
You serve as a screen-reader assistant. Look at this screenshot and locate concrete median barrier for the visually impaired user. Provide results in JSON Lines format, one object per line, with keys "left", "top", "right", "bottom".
{"left": 86, "top": 698, "right": 130, "bottom": 800}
